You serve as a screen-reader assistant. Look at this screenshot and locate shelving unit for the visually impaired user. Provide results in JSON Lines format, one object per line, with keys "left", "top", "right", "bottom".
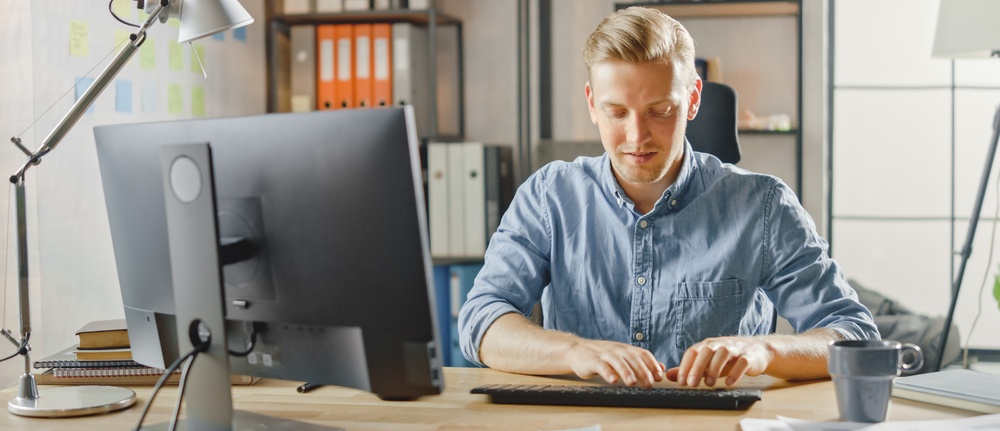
{"left": 263, "top": 3, "right": 465, "bottom": 141}
{"left": 614, "top": 0, "right": 802, "bottom": 194}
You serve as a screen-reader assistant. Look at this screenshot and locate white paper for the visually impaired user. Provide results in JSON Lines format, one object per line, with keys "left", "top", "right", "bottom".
{"left": 740, "top": 414, "right": 1000, "bottom": 431}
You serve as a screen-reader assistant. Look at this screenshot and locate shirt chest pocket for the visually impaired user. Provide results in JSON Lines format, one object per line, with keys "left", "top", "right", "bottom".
{"left": 673, "top": 279, "right": 744, "bottom": 349}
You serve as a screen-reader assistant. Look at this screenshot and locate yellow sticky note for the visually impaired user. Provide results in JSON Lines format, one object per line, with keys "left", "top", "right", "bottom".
{"left": 168, "top": 84, "right": 183, "bottom": 114}
{"left": 69, "top": 20, "right": 89, "bottom": 57}
{"left": 140, "top": 37, "right": 155, "bottom": 69}
{"left": 169, "top": 41, "right": 183, "bottom": 71}
{"left": 112, "top": 0, "right": 133, "bottom": 20}
{"left": 192, "top": 86, "right": 205, "bottom": 117}
{"left": 191, "top": 44, "right": 207, "bottom": 74}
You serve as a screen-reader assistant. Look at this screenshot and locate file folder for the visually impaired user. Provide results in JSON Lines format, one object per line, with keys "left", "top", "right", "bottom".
{"left": 334, "top": 24, "right": 355, "bottom": 109}
{"left": 462, "top": 143, "right": 486, "bottom": 256}
{"left": 446, "top": 144, "right": 466, "bottom": 255}
{"left": 432, "top": 265, "right": 452, "bottom": 367}
{"left": 316, "top": 25, "right": 337, "bottom": 110}
{"left": 283, "top": 0, "right": 313, "bottom": 14}
{"left": 462, "top": 143, "right": 514, "bottom": 257}
{"left": 343, "top": 0, "right": 371, "bottom": 10}
{"left": 427, "top": 142, "right": 450, "bottom": 258}
{"left": 290, "top": 25, "right": 315, "bottom": 112}
{"left": 315, "top": 0, "right": 343, "bottom": 12}
{"left": 353, "top": 24, "right": 373, "bottom": 108}
{"left": 392, "top": 23, "right": 430, "bottom": 135}
{"left": 372, "top": 23, "right": 392, "bottom": 107}
{"left": 449, "top": 263, "right": 482, "bottom": 367}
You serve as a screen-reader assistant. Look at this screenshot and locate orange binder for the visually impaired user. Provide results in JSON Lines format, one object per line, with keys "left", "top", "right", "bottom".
{"left": 316, "top": 24, "right": 337, "bottom": 110}
{"left": 334, "top": 24, "right": 355, "bottom": 109}
{"left": 372, "top": 23, "right": 392, "bottom": 107}
{"left": 353, "top": 24, "right": 373, "bottom": 108}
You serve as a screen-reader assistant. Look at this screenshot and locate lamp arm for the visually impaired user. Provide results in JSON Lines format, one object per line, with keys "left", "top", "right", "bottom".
{"left": 10, "top": 0, "right": 167, "bottom": 182}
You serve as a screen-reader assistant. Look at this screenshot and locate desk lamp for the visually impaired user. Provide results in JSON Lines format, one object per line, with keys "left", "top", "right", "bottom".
{"left": 5, "top": 0, "right": 252, "bottom": 417}
{"left": 931, "top": 0, "right": 1000, "bottom": 372}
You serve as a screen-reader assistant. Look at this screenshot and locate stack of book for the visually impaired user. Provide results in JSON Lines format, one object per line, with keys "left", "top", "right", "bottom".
{"left": 32, "top": 319, "right": 257, "bottom": 386}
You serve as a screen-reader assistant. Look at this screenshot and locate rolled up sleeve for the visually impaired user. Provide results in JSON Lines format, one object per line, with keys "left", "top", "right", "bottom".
{"left": 458, "top": 171, "right": 554, "bottom": 366}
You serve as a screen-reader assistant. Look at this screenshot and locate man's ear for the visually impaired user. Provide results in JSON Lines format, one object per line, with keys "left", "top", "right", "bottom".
{"left": 687, "top": 78, "right": 703, "bottom": 121}
{"left": 585, "top": 81, "right": 598, "bottom": 125}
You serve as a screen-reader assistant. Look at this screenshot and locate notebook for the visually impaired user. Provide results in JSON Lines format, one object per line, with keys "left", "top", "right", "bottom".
{"left": 892, "top": 369, "right": 1000, "bottom": 414}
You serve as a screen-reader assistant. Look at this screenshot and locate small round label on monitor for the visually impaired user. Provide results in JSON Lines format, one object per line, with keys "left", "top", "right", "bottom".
{"left": 169, "top": 156, "right": 202, "bottom": 204}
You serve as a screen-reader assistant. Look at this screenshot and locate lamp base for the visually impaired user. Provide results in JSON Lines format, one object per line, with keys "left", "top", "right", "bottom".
{"left": 8, "top": 385, "right": 136, "bottom": 418}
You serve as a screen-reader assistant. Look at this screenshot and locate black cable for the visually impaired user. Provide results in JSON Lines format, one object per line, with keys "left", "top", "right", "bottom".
{"left": 167, "top": 352, "right": 198, "bottom": 431}
{"left": 228, "top": 328, "right": 257, "bottom": 357}
{"left": 0, "top": 332, "right": 30, "bottom": 363}
{"left": 133, "top": 341, "right": 208, "bottom": 431}
{"left": 109, "top": 0, "right": 140, "bottom": 28}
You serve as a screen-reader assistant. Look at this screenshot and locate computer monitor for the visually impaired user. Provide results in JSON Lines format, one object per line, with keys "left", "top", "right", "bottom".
{"left": 93, "top": 107, "right": 444, "bottom": 402}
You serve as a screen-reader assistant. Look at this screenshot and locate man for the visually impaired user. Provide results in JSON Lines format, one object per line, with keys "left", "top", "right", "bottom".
{"left": 457, "top": 6, "right": 878, "bottom": 389}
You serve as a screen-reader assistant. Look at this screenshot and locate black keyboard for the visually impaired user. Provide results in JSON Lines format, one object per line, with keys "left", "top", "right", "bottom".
{"left": 471, "top": 384, "right": 762, "bottom": 410}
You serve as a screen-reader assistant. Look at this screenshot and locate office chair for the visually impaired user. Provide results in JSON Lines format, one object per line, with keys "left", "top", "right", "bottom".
{"left": 686, "top": 81, "right": 741, "bottom": 164}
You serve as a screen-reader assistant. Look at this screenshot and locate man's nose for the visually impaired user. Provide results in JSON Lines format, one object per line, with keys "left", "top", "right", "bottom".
{"left": 626, "top": 113, "right": 652, "bottom": 144}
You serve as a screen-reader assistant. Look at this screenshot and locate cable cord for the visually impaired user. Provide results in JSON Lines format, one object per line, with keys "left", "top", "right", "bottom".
{"left": 132, "top": 341, "right": 207, "bottom": 431}
{"left": 0, "top": 332, "right": 29, "bottom": 363}
{"left": 962, "top": 162, "right": 1000, "bottom": 368}
{"left": 228, "top": 328, "right": 257, "bottom": 357}
{"left": 2, "top": 184, "right": 12, "bottom": 333}
{"left": 167, "top": 352, "right": 198, "bottom": 431}
{"left": 108, "top": 0, "right": 140, "bottom": 27}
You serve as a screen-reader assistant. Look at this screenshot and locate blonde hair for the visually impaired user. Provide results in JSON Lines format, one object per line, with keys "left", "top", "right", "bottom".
{"left": 583, "top": 6, "right": 698, "bottom": 91}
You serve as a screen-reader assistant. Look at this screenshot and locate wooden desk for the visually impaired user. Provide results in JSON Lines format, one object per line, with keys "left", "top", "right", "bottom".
{"left": 0, "top": 367, "right": 980, "bottom": 430}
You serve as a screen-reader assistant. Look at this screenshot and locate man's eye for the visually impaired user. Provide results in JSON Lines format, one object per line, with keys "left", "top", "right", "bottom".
{"left": 607, "top": 111, "right": 627, "bottom": 119}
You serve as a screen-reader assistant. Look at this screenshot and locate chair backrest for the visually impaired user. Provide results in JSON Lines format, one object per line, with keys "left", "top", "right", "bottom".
{"left": 686, "top": 81, "right": 741, "bottom": 164}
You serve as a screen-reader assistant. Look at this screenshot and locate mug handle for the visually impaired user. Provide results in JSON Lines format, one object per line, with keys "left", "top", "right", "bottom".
{"left": 899, "top": 343, "right": 924, "bottom": 375}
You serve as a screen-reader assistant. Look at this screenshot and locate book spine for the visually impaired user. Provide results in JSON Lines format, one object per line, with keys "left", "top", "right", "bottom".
{"left": 52, "top": 367, "right": 177, "bottom": 378}
{"left": 33, "top": 359, "right": 140, "bottom": 369}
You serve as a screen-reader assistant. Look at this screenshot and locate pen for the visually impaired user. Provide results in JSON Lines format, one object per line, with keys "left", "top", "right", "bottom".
{"left": 297, "top": 382, "right": 323, "bottom": 393}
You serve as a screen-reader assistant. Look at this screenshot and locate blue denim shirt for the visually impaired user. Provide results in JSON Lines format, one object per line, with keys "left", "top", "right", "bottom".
{"left": 457, "top": 144, "right": 879, "bottom": 368}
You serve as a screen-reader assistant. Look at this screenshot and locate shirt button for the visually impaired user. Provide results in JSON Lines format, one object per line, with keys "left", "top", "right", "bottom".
{"left": 637, "top": 276, "right": 647, "bottom": 285}
{"left": 670, "top": 199, "right": 678, "bottom": 207}
{"left": 639, "top": 220, "right": 648, "bottom": 229}
{"left": 634, "top": 332, "right": 644, "bottom": 341}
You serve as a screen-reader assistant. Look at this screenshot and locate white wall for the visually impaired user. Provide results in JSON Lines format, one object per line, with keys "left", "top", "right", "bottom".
{"left": 831, "top": 0, "right": 1000, "bottom": 351}
{"left": 0, "top": 0, "right": 266, "bottom": 388}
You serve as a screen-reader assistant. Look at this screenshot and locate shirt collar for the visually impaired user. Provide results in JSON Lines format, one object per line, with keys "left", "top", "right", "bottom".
{"left": 601, "top": 140, "right": 700, "bottom": 213}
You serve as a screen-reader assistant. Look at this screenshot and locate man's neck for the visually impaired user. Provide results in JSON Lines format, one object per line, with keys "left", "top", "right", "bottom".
{"left": 618, "top": 179, "right": 671, "bottom": 215}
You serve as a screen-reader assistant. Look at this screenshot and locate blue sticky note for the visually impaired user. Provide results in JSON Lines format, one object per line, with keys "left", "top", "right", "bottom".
{"left": 74, "top": 77, "right": 96, "bottom": 114}
{"left": 141, "top": 81, "right": 157, "bottom": 113}
{"left": 233, "top": 27, "right": 247, "bottom": 42}
{"left": 115, "top": 79, "right": 133, "bottom": 113}
{"left": 212, "top": 32, "right": 225, "bottom": 41}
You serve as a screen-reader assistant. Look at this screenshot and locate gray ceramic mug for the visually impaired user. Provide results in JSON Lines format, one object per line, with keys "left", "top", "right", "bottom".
{"left": 828, "top": 339, "right": 923, "bottom": 423}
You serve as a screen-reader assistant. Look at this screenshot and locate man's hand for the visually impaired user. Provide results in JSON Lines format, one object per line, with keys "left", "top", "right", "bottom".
{"left": 665, "top": 329, "right": 842, "bottom": 386}
{"left": 666, "top": 336, "right": 772, "bottom": 387}
{"left": 566, "top": 339, "right": 666, "bottom": 388}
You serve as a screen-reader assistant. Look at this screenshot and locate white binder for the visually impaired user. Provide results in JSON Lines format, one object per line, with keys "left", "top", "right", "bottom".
{"left": 289, "top": 25, "right": 315, "bottom": 112}
{"left": 428, "top": 143, "right": 450, "bottom": 258}
{"left": 391, "top": 23, "right": 431, "bottom": 136}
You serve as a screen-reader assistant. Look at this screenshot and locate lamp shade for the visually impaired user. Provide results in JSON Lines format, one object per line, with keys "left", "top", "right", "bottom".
{"left": 177, "top": 0, "right": 254, "bottom": 43}
{"left": 933, "top": 0, "right": 1000, "bottom": 58}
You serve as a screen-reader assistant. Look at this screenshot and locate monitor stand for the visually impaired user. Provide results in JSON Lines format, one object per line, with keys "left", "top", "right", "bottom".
{"left": 150, "top": 142, "right": 340, "bottom": 431}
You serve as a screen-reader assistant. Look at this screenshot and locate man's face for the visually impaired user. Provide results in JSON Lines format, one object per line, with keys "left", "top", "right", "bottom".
{"left": 586, "top": 60, "right": 700, "bottom": 191}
